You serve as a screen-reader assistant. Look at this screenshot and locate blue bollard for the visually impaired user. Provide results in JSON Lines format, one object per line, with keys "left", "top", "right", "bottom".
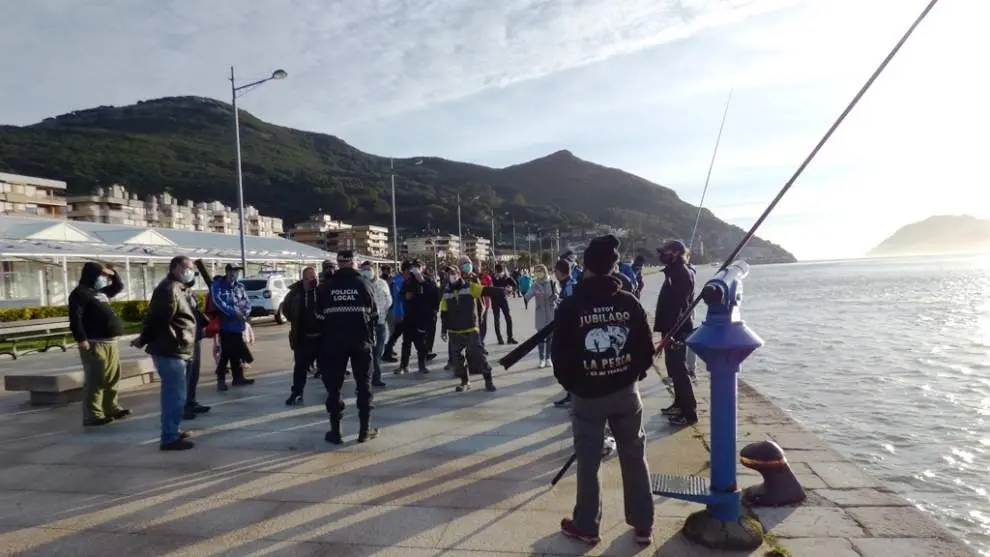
{"left": 651, "top": 261, "right": 765, "bottom": 549}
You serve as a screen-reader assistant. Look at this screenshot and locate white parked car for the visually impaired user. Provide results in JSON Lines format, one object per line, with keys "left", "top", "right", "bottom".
{"left": 240, "top": 274, "right": 291, "bottom": 324}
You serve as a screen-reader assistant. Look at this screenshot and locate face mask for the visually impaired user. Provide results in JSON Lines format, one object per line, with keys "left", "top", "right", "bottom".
{"left": 94, "top": 275, "right": 109, "bottom": 290}
{"left": 181, "top": 269, "right": 196, "bottom": 284}
{"left": 360, "top": 269, "right": 372, "bottom": 280}
{"left": 461, "top": 263, "right": 473, "bottom": 274}
{"left": 448, "top": 274, "right": 459, "bottom": 284}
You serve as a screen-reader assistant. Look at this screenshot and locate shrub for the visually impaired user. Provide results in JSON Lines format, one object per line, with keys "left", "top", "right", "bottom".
{"left": 0, "top": 293, "right": 207, "bottom": 323}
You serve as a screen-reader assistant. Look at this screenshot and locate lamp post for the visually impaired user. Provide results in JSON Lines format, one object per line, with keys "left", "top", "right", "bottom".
{"left": 390, "top": 158, "right": 423, "bottom": 263}
{"left": 230, "top": 66, "right": 287, "bottom": 270}
{"left": 490, "top": 207, "right": 496, "bottom": 260}
{"left": 456, "top": 193, "right": 480, "bottom": 259}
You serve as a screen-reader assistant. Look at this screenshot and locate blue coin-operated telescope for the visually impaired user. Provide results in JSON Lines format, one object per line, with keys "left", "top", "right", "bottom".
{"left": 651, "top": 261, "right": 766, "bottom": 549}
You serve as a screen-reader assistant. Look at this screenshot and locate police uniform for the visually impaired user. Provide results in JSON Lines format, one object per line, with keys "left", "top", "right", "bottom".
{"left": 316, "top": 250, "right": 380, "bottom": 443}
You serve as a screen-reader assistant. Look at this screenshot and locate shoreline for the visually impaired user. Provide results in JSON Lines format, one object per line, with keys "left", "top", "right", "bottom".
{"left": 734, "top": 378, "right": 978, "bottom": 556}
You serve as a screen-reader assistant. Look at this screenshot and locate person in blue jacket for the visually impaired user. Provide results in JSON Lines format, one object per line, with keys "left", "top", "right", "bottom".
{"left": 210, "top": 263, "right": 254, "bottom": 390}
{"left": 618, "top": 260, "right": 639, "bottom": 294}
{"left": 382, "top": 260, "right": 408, "bottom": 362}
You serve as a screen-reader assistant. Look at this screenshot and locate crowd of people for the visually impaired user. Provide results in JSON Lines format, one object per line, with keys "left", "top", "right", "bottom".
{"left": 66, "top": 235, "right": 700, "bottom": 547}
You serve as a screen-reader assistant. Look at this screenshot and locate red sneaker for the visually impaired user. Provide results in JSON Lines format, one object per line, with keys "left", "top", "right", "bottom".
{"left": 635, "top": 529, "right": 653, "bottom": 546}
{"left": 560, "top": 518, "right": 601, "bottom": 545}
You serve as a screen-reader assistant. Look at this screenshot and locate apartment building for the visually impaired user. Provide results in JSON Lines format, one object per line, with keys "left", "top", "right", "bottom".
{"left": 0, "top": 172, "right": 68, "bottom": 218}
{"left": 402, "top": 234, "right": 460, "bottom": 261}
{"left": 288, "top": 215, "right": 390, "bottom": 258}
{"left": 326, "top": 225, "right": 390, "bottom": 259}
{"left": 67, "top": 185, "right": 284, "bottom": 238}
{"left": 462, "top": 236, "right": 491, "bottom": 262}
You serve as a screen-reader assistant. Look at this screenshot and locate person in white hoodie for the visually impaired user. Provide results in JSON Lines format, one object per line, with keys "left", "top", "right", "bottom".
{"left": 524, "top": 264, "right": 558, "bottom": 368}
{"left": 360, "top": 260, "right": 393, "bottom": 388}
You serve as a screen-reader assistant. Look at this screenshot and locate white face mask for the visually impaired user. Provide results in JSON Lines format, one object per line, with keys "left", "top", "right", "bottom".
{"left": 181, "top": 268, "right": 196, "bottom": 284}
{"left": 94, "top": 275, "right": 109, "bottom": 291}
{"left": 448, "top": 274, "right": 459, "bottom": 284}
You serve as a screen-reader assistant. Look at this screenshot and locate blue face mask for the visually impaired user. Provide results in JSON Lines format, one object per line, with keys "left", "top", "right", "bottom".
{"left": 461, "top": 263, "right": 473, "bottom": 274}
{"left": 94, "top": 275, "right": 109, "bottom": 291}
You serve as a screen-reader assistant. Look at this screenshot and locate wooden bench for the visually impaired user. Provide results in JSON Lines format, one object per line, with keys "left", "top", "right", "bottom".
{"left": 3, "top": 357, "right": 158, "bottom": 405}
{"left": 0, "top": 317, "right": 73, "bottom": 360}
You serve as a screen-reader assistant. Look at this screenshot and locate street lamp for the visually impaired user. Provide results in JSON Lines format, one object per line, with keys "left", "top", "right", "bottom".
{"left": 390, "top": 158, "right": 423, "bottom": 263}
{"left": 456, "top": 192, "right": 480, "bottom": 258}
{"left": 230, "top": 66, "right": 287, "bottom": 270}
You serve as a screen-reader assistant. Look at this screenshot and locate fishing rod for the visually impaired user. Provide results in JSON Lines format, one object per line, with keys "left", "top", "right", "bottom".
{"left": 688, "top": 89, "right": 733, "bottom": 253}
{"left": 653, "top": 0, "right": 942, "bottom": 355}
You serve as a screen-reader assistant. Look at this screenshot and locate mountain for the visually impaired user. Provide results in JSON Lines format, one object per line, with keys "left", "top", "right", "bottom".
{"left": 869, "top": 215, "right": 990, "bottom": 256}
{"left": 0, "top": 96, "right": 795, "bottom": 263}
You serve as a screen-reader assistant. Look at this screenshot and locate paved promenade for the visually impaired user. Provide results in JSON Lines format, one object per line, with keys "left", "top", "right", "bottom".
{"left": 0, "top": 295, "right": 976, "bottom": 556}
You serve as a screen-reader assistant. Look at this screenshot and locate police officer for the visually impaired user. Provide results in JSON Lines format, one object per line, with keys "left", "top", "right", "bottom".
{"left": 316, "top": 250, "right": 380, "bottom": 444}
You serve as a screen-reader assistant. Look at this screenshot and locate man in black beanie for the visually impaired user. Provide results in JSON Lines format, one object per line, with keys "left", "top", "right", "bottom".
{"left": 654, "top": 239, "right": 697, "bottom": 426}
{"left": 551, "top": 234, "right": 656, "bottom": 546}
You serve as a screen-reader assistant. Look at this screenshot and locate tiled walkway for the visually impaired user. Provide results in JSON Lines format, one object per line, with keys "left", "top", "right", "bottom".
{"left": 0, "top": 296, "right": 975, "bottom": 556}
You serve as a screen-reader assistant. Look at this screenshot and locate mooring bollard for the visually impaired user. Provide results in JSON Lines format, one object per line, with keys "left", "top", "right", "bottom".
{"left": 651, "top": 261, "right": 765, "bottom": 550}
{"left": 740, "top": 440, "right": 806, "bottom": 506}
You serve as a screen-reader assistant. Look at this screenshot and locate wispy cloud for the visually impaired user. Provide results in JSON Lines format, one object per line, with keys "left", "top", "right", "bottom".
{"left": 1, "top": 0, "right": 987, "bottom": 260}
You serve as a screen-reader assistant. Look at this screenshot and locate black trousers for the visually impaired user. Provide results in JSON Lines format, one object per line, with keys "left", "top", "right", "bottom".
{"left": 320, "top": 345, "right": 373, "bottom": 419}
{"left": 385, "top": 320, "right": 405, "bottom": 355}
{"left": 664, "top": 340, "right": 697, "bottom": 419}
{"left": 216, "top": 331, "right": 246, "bottom": 381}
{"left": 492, "top": 298, "right": 514, "bottom": 342}
{"left": 401, "top": 322, "right": 428, "bottom": 369}
{"left": 424, "top": 313, "right": 438, "bottom": 353}
{"left": 291, "top": 335, "right": 321, "bottom": 395}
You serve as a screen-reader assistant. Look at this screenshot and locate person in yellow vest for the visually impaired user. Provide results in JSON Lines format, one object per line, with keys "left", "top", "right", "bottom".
{"left": 439, "top": 265, "right": 506, "bottom": 392}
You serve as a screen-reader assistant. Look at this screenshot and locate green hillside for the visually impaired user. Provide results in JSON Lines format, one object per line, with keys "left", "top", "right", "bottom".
{"left": 0, "top": 96, "right": 795, "bottom": 263}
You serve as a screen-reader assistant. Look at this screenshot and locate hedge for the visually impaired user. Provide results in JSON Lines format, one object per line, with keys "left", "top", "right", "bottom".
{"left": 0, "top": 293, "right": 208, "bottom": 323}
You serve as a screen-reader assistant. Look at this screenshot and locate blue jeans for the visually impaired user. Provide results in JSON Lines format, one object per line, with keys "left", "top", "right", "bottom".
{"left": 153, "top": 356, "right": 187, "bottom": 444}
{"left": 373, "top": 323, "right": 388, "bottom": 383}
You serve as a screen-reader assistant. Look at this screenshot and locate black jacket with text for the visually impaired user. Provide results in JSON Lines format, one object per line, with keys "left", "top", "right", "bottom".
{"left": 316, "top": 267, "right": 379, "bottom": 350}
{"left": 551, "top": 275, "right": 655, "bottom": 399}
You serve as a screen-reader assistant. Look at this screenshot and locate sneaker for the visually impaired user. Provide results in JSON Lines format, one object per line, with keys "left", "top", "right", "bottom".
{"left": 507, "top": 338, "right": 518, "bottom": 345}
{"left": 217, "top": 380, "right": 229, "bottom": 392}
{"left": 668, "top": 414, "right": 699, "bottom": 427}
{"left": 83, "top": 417, "right": 113, "bottom": 427}
{"left": 325, "top": 430, "right": 343, "bottom": 445}
{"left": 484, "top": 378, "right": 497, "bottom": 392}
{"left": 188, "top": 403, "right": 211, "bottom": 414}
{"left": 417, "top": 366, "right": 430, "bottom": 375}
{"left": 285, "top": 394, "right": 303, "bottom": 406}
{"left": 182, "top": 408, "right": 198, "bottom": 420}
{"left": 160, "top": 438, "right": 195, "bottom": 451}
{"left": 372, "top": 380, "right": 387, "bottom": 388}
{"left": 231, "top": 378, "right": 255, "bottom": 386}
{"left": 443, "top": 362, "right": 452, "bottom": 371}
{"left": 111, "top": 408, "right": 132, "bottom": 420}
{"left": 455, "top": 382, "right": 471, "bottom": 392}
{"left": 358, "top": 428, "right": 380, "bottom": 443}
{"left": 554, "top": 394, "right": 571, "bottom": 408}
{"left": 179, "top": 430, "right": 192, "bottom": 439}
{"left": 634, "top": 529, "right": 653, "bottom": 545}
{"left": 393, "top": 367, "right": 408, "bottom": 375}
{"left": 661, "top": 377, "right": 673, "bottom": 386}
{"left": 497, "top": 339, "right": 505, "bottom": 345}
{"left": 426, "top": 353, "right": 438, "bottom": 361}
{"left": 538, "top": 359, "right": 547, "bottom": 369}
{"left": 560, "top": 518, "right": 600, "bottom": 545}
{"left": 602, "top": 436, "right": 616, "bottom": 457}
{"left": 382, "top": 354, "right": 398, "bottom": 363}
{"left": 661, "top": 404, "right": 682, "bottom": 416}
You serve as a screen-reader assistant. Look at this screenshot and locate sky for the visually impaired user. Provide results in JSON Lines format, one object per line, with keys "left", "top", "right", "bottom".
{"left": 2, "top": 0, "right": 987, "bottom": 261}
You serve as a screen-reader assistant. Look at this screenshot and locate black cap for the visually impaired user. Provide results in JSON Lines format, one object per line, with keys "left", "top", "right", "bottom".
{"left": 359, "top": 260, "right": 373, "bottom": 268}
{"left": 224, "top": 263, "right": 243, "bottom": 273}
{"left": 337, "top": 250, "right": 354, "bottom": 264}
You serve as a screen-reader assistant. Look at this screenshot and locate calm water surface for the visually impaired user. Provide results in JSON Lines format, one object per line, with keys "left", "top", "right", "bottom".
{"left": 733, "top": 254, "right": 990, "bottom": 554}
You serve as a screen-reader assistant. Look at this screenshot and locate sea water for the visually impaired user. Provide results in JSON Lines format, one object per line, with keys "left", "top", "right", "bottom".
{"left": 733, "top": 254, "right": 990, "bottom": 554}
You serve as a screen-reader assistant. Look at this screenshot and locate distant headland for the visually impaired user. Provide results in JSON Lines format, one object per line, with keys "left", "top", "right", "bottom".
{"left": 869, "top": 215, "right": 990, "bottom": 257}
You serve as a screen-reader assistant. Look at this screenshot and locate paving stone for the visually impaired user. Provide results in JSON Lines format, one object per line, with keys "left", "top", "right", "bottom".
{"left": 777, "top": 537, "right": 861, "bottom": 557}
{"left": 853, "top": 537, "right": 978, "bottom": 557}
{"left": 754, "top": 507, "right": 866, "bottom": 538}
{"left": 815, "top": 488, "right": 911, "bottom": 507}
{"left": 847, "top": 506, "right": 953, "bottom": 538}
{"left": 807, "top": 461, "right": 884, "bottom": 489}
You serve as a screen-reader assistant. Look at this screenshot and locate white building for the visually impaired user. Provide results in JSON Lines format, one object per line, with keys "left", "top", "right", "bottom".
{"left": 0, "top": 172, "right": 68, "bottom": 219}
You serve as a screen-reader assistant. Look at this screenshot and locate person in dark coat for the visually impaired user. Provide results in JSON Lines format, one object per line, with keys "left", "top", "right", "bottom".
{"left": 69, "top": 262, "right": 129, "bottom": 427}
{"left": 653, "top": 239, "right": 697, "bottom": 426}
{"left": 395, "top": 259, "right": 439, "bottom": 375}
{"left": 283, "top": 266, "right": 321, "bottom": 405}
